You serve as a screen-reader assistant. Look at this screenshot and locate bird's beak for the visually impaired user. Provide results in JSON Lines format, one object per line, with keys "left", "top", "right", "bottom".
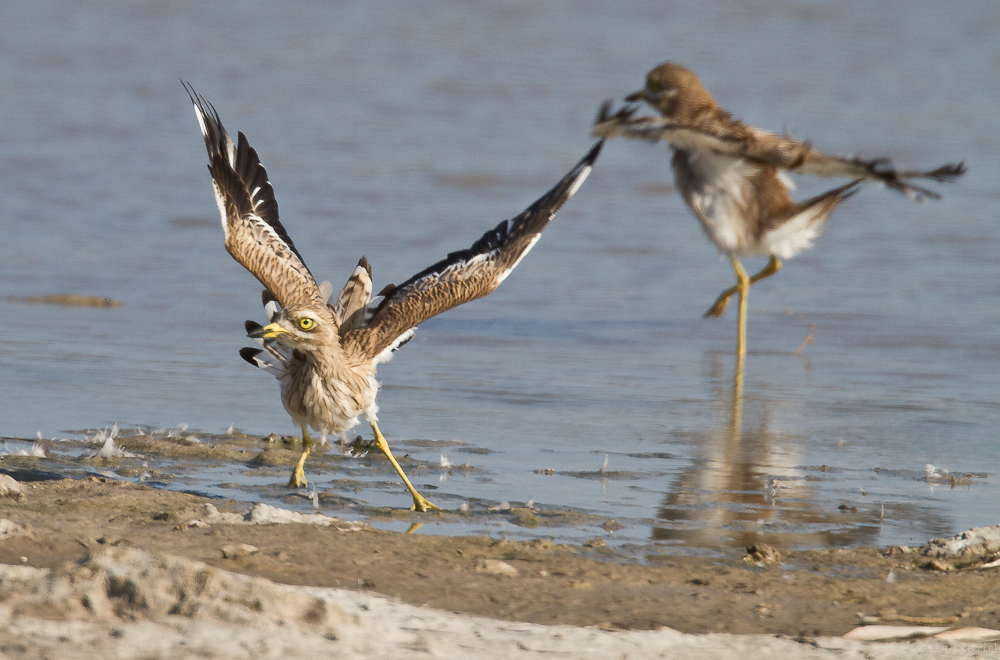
{"left": 624, "top": 88, "right": 646, "bottom": 103}
{"left": 249, "top": 322, "right": 287, "bottom": 339}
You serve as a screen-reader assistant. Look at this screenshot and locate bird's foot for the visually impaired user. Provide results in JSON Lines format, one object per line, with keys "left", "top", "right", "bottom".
{"left": 410, "top": 493, "right": 442, "bottom": 512}
{"left": 288, "top": 465, "right": 308, "bottom": 488}
{"left": 704, "top": 294, "right": 732, "bottom": 318}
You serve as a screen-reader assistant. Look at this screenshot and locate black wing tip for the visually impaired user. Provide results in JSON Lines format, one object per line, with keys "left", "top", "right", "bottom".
{"left": 180, "top": 80, "right": 205, "bottom": 108}
{"left": 181, "top": 81, "right": 217, "bottom": 123}
{"left": 595, "top": 99, "right": 638, "bottom": 126}
{"left": 239, "top": 346, "right": 263, "bottom": 365}
{"left": 376, "top": 140, "right": 603, "bottom": 305}
{"left": 933, "top": 161, "right": 967, "bottom": 180}
{"left": 547, "top": 141, "right": 601, "bottom": 199}
{"left": 180, "top": 79, "right": 197, "bottom": 101}
{"left": 357, "top": 255, "right": 373, "bottom": 277}
{"left": 581, "top": 140, "right": 604, "bottom": 167}
{"left": 245, "top": 320, "right": 264, "bottom": 335}
{"left": 841, "top": 179, "right": 864, "bottom": 200}
{"left": 547, "top": 141, "right": 601, "bottom": 202}
{"left": 594, "top": 99, "right": 639, "bottom": 130}
{"left": 596, "top": 99, "right": 614, "bottom": 125}
{"left": 501, "top": 140, "right": 602, "bottom": 234}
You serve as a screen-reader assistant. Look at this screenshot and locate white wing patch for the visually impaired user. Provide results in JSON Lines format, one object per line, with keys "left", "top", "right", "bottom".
{"left": 264, "top": 298, "right": 280, "bottom": 323}
{"left": 225, "top": 133, "right": 236, "bottom": 168}
{"left": 211, "top": 183, "right": 229, "bottom": 239}
{"left": 242, "top": 333, "right": 293, "bottom": 380}
{"left": 566, "top": 162, "right": 593, "bottom": 198}
{"left": 373, "top": 327, "right": 416, "bottom": 365}
{"left": 244, "top": 351, "right": 284, "bottom": 378}
{"left": 496, "top": 234, "right": 540, "bottom": 285}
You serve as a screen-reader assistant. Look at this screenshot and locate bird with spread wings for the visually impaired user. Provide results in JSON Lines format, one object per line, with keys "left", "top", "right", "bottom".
{"left": 184, "top": 82, "right": 602, "bottom": 511}
{"left": 592, "top": 62, "right": 965, "bottom": 357}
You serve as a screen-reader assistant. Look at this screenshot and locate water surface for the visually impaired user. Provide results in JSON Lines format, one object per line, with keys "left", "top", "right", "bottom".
{"left": 1, "top": 1, "right": 997, "bottom": 552}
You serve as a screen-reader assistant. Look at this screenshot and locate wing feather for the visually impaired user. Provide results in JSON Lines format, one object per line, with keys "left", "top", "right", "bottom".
{"left": 183, "top": 82, "right": 327, "bottom": 311}
{"left": 344, "top": 142, "right": 603, "bottom": 361}
{"left": 336, "top": 256, "right": 374, "bottom": 334}
{"left": 592, "top": 101, "right": 965, "bottom": 200}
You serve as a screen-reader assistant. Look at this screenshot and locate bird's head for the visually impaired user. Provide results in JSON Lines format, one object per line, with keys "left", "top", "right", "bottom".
{"left": 248, "top": 304, "right": 339, "bottom": 350}
{"left": 625, "top": 62, "right": 716, "bottom": 121}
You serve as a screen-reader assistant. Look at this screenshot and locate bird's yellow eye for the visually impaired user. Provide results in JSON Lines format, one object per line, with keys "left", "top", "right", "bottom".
{"left": 298, "top": 317, "right": 317, "bottom": 331}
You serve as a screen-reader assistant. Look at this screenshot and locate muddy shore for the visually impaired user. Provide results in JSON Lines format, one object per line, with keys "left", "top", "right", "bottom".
{"left": 2, "top": 474, "right": 998, "bottom": 644}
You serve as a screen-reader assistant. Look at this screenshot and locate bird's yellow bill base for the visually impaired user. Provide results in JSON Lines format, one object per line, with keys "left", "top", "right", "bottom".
{"left": 253, "top": 322, "right": 288, "bottom": 339}
{"left": 371, "top": 421, "right": 441, "bottom": 512}
{"left": 287, "top": 426, "right": 314, "bottom": 489}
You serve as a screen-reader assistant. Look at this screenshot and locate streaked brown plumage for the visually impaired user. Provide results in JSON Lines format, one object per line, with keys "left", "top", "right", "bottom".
{"left": 593, "top": 62, "right": 965, "bottom": 356}
{"left": 184, "top": 82, "right": 601, "bottom": 510}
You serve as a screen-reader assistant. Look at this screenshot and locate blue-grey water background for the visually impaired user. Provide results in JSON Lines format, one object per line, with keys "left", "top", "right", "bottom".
{"left": 1, "top": 1, "right": 998, "bottom": 551}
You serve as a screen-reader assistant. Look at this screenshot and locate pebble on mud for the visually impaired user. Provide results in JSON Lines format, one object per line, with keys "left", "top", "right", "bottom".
{"left": 474, "top": 559, "right": 518, "bottom": 577}
{"left": 221, "top": 543, "right": 259, "bottom": 559}
{"left": 0, "top": 519, "right": 27, "bottom": 540}
{"left": 0, "top": 474, "right": 25, "bottom": 501}
{"left": 744, "top": 544, "right": 781, "bottom": 566}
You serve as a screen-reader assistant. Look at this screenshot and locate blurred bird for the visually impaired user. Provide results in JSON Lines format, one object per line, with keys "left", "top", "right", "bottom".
{"left": 593, "top": 62, "right": 965, "bottom": 356}
{"left": 185, "top": 82, "right": 602, "bottom": 510}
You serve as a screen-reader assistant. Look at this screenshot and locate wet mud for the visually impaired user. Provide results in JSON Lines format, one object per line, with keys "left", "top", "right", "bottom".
{"left": 1, "top": 473, "right": 998, "bottom": 637}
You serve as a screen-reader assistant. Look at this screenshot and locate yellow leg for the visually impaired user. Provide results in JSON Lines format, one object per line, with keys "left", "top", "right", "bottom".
{"left": 288, "top": 424, "right": 313, "bottom": 488}
{"left": 732, "top": 337, "right": 746, "bottom": 435}
{"left": 704, "top": 255, "right": 782, "bottom": 318}
{"left": 371, "top": 421, "right": 441, "bottom": 512}
{"left": 732, "top": 255, "right": 750, "bottom": 358}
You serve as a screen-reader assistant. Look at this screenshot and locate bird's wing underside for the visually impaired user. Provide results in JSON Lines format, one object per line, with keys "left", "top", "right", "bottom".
{"left": 184, "top": 82, "right": 328, "bottom": 312}
{"left": 592, "top": 101, "right": 965, "bottom": 201}
{"left": 343, "top": 141, "right": 603, "bottom": 363}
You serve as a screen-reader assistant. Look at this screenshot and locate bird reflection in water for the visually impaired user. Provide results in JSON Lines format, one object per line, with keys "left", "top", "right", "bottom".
{"left": 653, "top": 350, "right": 887, "bottom": 551}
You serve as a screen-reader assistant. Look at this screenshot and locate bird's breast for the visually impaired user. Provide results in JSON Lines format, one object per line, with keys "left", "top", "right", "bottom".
{"left": 279, "top": 358, "right": 377, "bottom": 433}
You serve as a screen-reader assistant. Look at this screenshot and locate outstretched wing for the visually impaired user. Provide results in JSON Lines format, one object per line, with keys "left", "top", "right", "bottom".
{"left": 344, "top": 142, "right": 603, "bottom": 363}
{"left": 592, "top": 101, "right": 965, "bottom": 201}
{"left": 183, "top": 82, "right": 327, "bottom": 311}
{"left": 779, "top": 152, "right": 965, "bottom": 201}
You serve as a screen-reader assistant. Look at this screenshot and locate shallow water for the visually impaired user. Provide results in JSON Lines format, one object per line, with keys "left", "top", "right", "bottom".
{"left": 1, "top": 1, "right": 998, "bottom": 551}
